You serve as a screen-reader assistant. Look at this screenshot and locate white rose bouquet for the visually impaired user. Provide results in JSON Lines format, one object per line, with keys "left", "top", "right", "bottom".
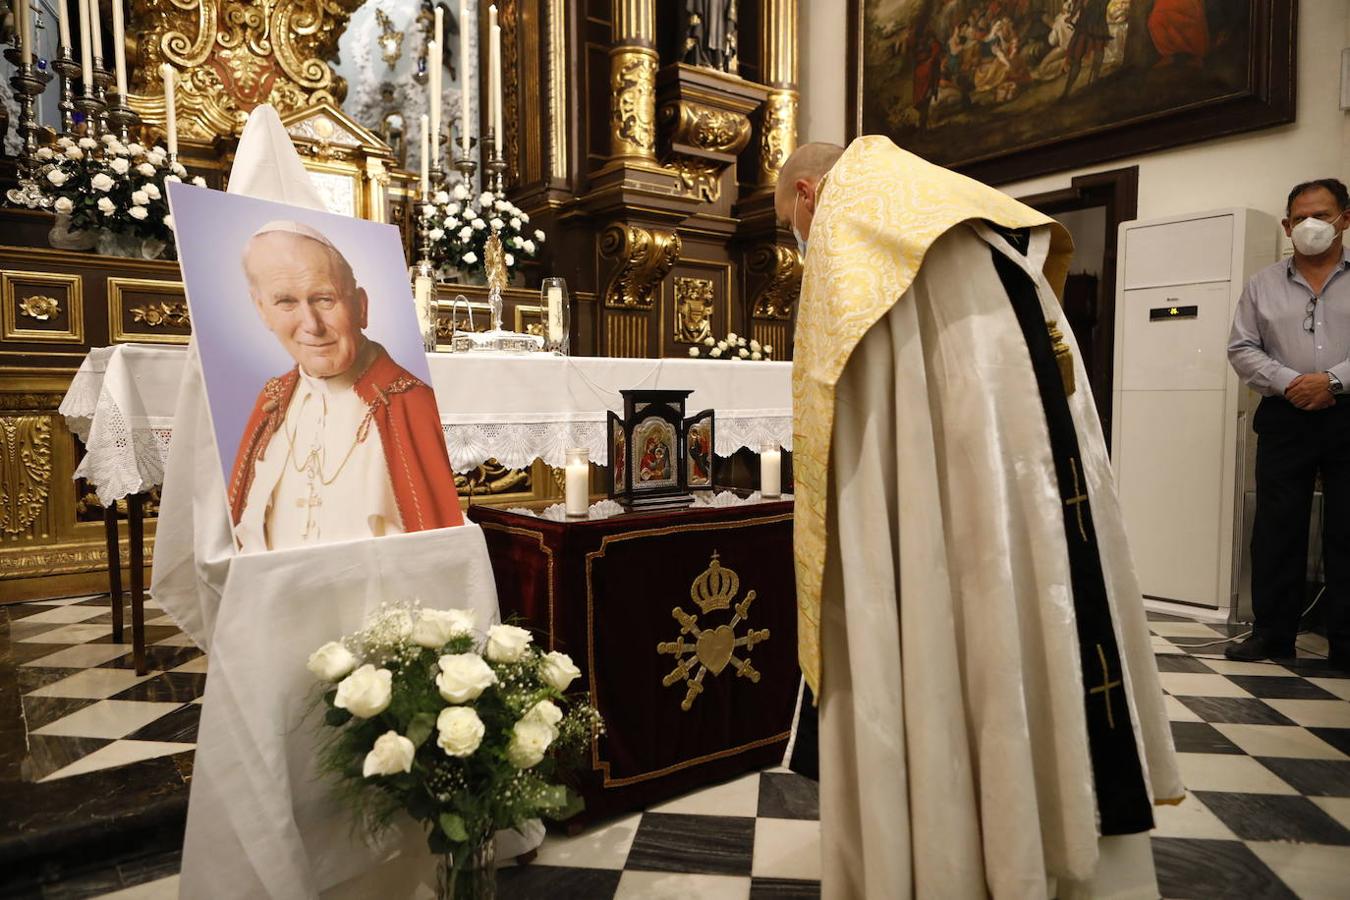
{"left": 688, "top": 331, "right": 776, "bottom": 362}
{"left": 17, "top": 134, "right": 204, "bottom": 257}
{"left": 310, "top": 601, "right": 600, "bottom": 896}
{"left": 420, "top": 184, "right": 544, "bottom": 281}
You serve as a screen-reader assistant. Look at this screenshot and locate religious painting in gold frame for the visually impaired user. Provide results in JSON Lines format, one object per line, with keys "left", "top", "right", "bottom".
{"left": 847, "top": 0, "right": 1296, "bottom": 185}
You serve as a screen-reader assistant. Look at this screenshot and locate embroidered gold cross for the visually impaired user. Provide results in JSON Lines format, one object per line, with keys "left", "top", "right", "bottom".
{"left": 1047, "top": 320, "right": 1075, "bottom": 396}
{"left": 297, "top": 482, "right": 322, "bottom": 539}
{"left": 1088, "top": 643, "right": 1123, "bottom": 729}
{"left": 1065, "top": 458, "right": 1089, "bottom": 542}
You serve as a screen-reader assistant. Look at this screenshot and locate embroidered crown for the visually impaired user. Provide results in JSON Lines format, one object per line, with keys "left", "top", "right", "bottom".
{"left": 690, "top": 551, "right": 739, "bottom": 614}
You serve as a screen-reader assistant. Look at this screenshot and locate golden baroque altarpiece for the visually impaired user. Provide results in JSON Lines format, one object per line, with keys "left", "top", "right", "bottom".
{"left": 0, "top": 0, "right": 801, "bottom": 600}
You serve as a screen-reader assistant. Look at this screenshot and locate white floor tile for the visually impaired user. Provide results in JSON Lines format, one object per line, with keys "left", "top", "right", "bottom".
{"left": 1163, "top": 695, "right": 1202, "bottom": 723}
{"left": 17, "top": 605, "right": 108, "bottom": 625}
{"left": 1310, "top": 796, "right": 1350, "bottom": 832}
{"left": 1197, "top": 658, "right": 1295, "bottom": 677}
{"left": 751, "top": 818, "right": 821, "bottom": 881}
{"left": 1149, "top": 792, "right": 1237, "bottom": 841}
{"left": 16, "top": 623, "right": 110, "bottom": 644}
{"left": 172, "top": 655, "right": 210, "bottom": 674}
{"left": 154, "top": 633, "right": 198, "bottom": 647}
{"left": 1308, "top": 678, "right": 1350, "bottom": 702}
{"left": 1296, "top": 633, "right": 1330, "bottom": 657}
{"left": 1214, "top": 724, "right": 1349, "bottom": 760}
{"left": 21, "top": 643, "right": 131, "bottom": 669}
{"left": 1247, "top": 842, "right": 1350, "bottom": 900}
{"left": 1156, "top": 673, "right": 1253, "bottom": 699}
{"left": 1263, "top": 699, "right": 1350, "bottom": 729}
{"left": 31, "top": 699, "right": 180, "bottom": 739}
{"left": 614, "top": 871, "right": 750, "bottom": 900}
{"left": 1174, "top": 753, "right": 1297, "bottom": 795}
{"left": 28, "top": 596, "right": 95, "bottom": 606}
{"left": 27, "top": 668, "right": 156, "bottom": 700}
{"left": 1148, "top": 622, "right": 1225, "bottom": 639}
{"left": 42, "top": 740, "right": 194, "bottom": 782}
{"left": 649, "top": 772, "right": 761, "bottom": 818}
{"left": 1151, "top": 637, "right": 1184, "bottom": 656}
{"left": 533, "top": 813, "right": 641, "bottom": 870}
{"left": 92, "top": 876, "right": 181, "bottom": 900}
{"left": 144, "top": 614, "right": 177, "bottom": 626}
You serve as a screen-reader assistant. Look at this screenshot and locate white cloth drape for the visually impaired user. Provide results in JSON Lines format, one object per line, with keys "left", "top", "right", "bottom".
{"left": 818, "top": 223, "right": 1180, "bottom": 899}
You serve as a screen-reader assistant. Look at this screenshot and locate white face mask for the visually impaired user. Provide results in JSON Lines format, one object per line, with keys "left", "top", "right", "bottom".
{"left": 792, "top": 192, "right": 808, "bottom": 256}
{"left": 1290, "top": 212, "right": 1344, "bottom": 256}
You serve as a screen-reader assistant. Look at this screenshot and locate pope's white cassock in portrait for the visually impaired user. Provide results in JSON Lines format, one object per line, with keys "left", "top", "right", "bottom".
{"left": 781, "top": 138, "right": 1183, "bottom": 899}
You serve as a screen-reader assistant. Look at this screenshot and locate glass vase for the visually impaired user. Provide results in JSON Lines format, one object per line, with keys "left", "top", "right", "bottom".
{"left": 540, "top": 276, "right": 570, "bottom": 355}
{"left": 436, "top": 837, "right": 497, "bottom": 900}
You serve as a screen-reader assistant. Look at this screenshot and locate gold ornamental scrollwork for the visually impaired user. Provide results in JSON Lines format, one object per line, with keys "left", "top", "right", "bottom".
{"left": 748, "top": 243, "right": 802, "bottom": 320}
{"left": 132, "top": 0, "right": 362, "bottom": 141}
{"left": 131, "top": 301, "right": 192, "bottom": 329}
{"left": 600, "top": 223, "right": 681, "bottom": 310}
{"left": 17, "top": 295, "right": 61, "bottom": 321}
{"left": 1, "top": 415, "right": 53, "bottom": 539}
{"left": 657, "top": 551, "right": 771, "bottom": 711}
{"left": 610, "top": 47, "right": 658, "bottom": 161}
{"left": 659, "top": 101, "right": 752, "bottom": 156}
{"left": 758, "top": 88, "right": 799, "bottom": 186}
{"left": 671, "top": 159, "right": 722, "bottom": 203}
{"left": 674, "top": 276, "right": 715, "bottom": 344}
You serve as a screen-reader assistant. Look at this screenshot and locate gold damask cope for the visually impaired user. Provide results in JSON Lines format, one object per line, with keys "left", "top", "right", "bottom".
{"left": 600, "top": 223, "right": 681, "bottom": 310}
{"left": 130, "top": 0, "right": 363, "bottom": 140}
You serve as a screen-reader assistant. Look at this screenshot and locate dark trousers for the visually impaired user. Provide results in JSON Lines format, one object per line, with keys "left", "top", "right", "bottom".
{"left": 1251, "top": 396, "right": 1350, "bottom": 652}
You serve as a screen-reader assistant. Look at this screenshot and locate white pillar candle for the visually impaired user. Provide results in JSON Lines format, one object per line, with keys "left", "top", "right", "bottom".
{"left": 89, "top": 0, "right": 103, "bottom": 61}
{"left": 490, "top": 13, "right": 503, "bottom": 153}
{"left": 161, "top": 63, "right": 177, "bottom": 155}
{"left": 111, "top": 0, "right": 128, "bottom": 97}
{"left": 419, "top": 114, "right": 430, "bottom": 195}
{"left": 17, "top": 0, "right": 31, "bottom": 65}
{"left": 564, "top": 449, "right": 590, "bottom": 518}
{"left": 547, "top": 285, "right": 563, "bottom": 344}
{"left": 78, "top": 0, "right": 94, "bottom": 95}
{"left": 59, "top": 0, "right": 73, "bottom": 50}
{"left": 459, "top": 0, "right": 471, "bottom": 153}
{"left": 761, "top": 447, "right": 782, "bottom": 498}
{"left": 428, "top": 38, "right": 441, "bottom": 167}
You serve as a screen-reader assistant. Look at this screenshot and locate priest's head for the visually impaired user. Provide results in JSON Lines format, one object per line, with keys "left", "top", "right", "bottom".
{"left": 774, "top": 142, "right": 845, "bottom": 246}
{"left": 243, "top": 221, "right": 369, "bottom": 379}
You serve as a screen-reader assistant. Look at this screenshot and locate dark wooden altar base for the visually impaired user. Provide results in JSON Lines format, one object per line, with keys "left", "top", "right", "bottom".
{"left": 468, "top": 500, "right": 798, "bottom": 826}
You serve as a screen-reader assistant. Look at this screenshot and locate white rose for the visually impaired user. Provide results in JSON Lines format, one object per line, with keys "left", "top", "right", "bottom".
{"left": 729, "top": 355, "right": 741, "bottom": 362}
{"left": 461, "top": 251, "right": 478, "bottom": 264}
{"left": 504, "top": 253, "right": 515, "bottom": 267}
{"left": 534, "top": 229, "right": 545, "bottom": 241}
{"left": 147, "top": 153, "right": 166, "bottom": 167}
{"left": 128, "top": 206, "right": 148, "bottom": 220}
{"left": 512, "top": 236, "right": 524, "bottom": 249}
{"left": 435, "top": 652, "right": 498, "bottom": 703}
{"left": 127, "top": 142, "right": 145, "bottom": 155}
{"left": 523, "top": 699, "right": 563, "bottom": 731}
{"left": 489, "top": 218, "right": 505, "bottom": 231}
{"left": 688, "top": 346, "right": 699, "bottom": 357}
{"left": 46, "top": 169, "right": 69, "bottom": 186}
{"left": 458, "top": 226, "right": 473, "bottom": 241}
{"left": 362, "top": 730, "right": 415, "bottom": 777}
{"left": 495, "top": 200, "right": 508, "bottom": 211}
{"left": 434, "top": 190, "right": 450, "bottom": 204}
{"left": 443, "top": 216, "right": 458, "bottom": 228}
{"left": 36, "top": 147, "right": 53, "bottom": 160}
{"left": 131, "top": 190, "right": 150, "bottom": 206}
{"left": 738, "top": 348, "right": 749, "bottom": 358}
{"left": 110, "top": 157, "right": 130, "bottom": 175}
{"left": 538, "top": 651, "right": 581, "bottom": 692}
{"left": 171, "top": 162, "right": 187, "bottom": 176}
{"left": 90, "top": 173, "right": 114, "bottom": 192}
{"left": 137, "top": 162, "right": 156, "bottom": 177}
{"left": 191, "top": 176, "right": 207, "bottom": 187}
{"left": 479, "top": 191, "right": 494, "bottom": 205}
{"left": 428, "top": 227, "right": 445, "bottom": 241}
{"left": 751, "top": 351, "right": 762, "bottom": 360}
{"left": 334, "top": 664, "right": 393, "bottom": 718}
{"left": 102, "top": 134, "right": 118, "bottom": 145}
{"left": 79, "top": 137, "right": 97, "bottom": 149}
{"left": 412, "top": 608, "right": 476, "bottom": 648}
{"left": 163, "top": 213, "right": 175, "bottom": 230}
{"left": 750, "top": 339, "right": 761, "bottom": 351}
{"left": 471, "top": 219, "right": 485, "bottom": 230}
{"left": 763, "top": 344, "right": 774, "bottom": 355}
{"left": 446, "top": 202, "right": 461, "bottom": 216}
{"left": 165, "top": 174, "right": 182, "bottom": 183}
{"left": 144, "top": 184, "right": 161, "bottom": 200}
{"left": 97, "top": 197, "right": 115, "bottom": 214}
{"left": 422, "top": 203, "right": 437, "bottom": 218}
{"left": 703, "top": 336, "right": 715, "bottom": 347}
{"left": 452, "top": 184, "right": 469, "bottom": 200}
{"left": 520, "top": 211, "right": 531, "bottom": 223}
{"left": 65, "top": 146, "right": 83, "bottom": 160}
{"left": 523, "top": 240, "right": 535, "bottom": 254}
{"left": 436, "top": 706, "right": 485, "bottom": 757}
{"left": 485, "top": 623, "right": 533, "bottom": 663}
{"left": 57, "top": 136, "right": 74, "bottom": 148}
{"left": 726, "top": 332, "right": 738, "bottom": 343}
{"left": 107, "top": 142, "right": 127, "bottom": 156}
{"left": 709, "top": 346, "right": 722, "bottom": 358}
{"left": 506, "top": 718, "right": 554, "bottom": 769}
{"left": 53, "top": 197, "right": 73, "bottom": 214}
{"left": 510, "top": 217, "right": 521, "bottom": 230}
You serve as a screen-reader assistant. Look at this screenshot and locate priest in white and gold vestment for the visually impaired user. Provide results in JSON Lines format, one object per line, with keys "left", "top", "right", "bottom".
{"left": 780, "top": 138, "right": 1184, "bottom": 899}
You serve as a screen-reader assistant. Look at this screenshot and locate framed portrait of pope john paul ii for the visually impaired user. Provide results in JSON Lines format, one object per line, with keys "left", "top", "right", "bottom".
{"left": 847, "top": 0, "right": 1296, "bottom": 185}
{"left": 167, "top": 183, "right": 464, "bottom": 554}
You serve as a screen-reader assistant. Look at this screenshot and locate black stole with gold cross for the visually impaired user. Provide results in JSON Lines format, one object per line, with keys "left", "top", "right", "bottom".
{"left": 988, "top": 227, "right": 1155, "bottom": 836}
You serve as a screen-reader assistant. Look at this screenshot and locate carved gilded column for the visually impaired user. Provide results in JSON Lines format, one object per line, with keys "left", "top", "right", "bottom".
{"left": 756, "top": 0, "right": 798, "bottom": 189}
{"left": 609, "top": 0, "right": 658, "bottom": 164}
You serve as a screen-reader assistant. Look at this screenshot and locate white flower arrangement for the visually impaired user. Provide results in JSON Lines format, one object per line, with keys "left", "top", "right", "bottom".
{"left": 421, "top": 183, "right": 544, "bottom": 280}
{"left": 312, "top": 601, "right": 602, "bottom": 882}
{"left": 688, "top": 332, "right": 776, "bottom": 362}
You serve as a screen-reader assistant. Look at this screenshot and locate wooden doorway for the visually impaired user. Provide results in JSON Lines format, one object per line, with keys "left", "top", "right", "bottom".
{"left": 1020, "top": 166, "right": 1138, "bottom": 450}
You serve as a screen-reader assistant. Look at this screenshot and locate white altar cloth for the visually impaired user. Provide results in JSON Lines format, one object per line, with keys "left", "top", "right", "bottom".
{"left": 60, "top": 345, "right": 792, "bottom": 505}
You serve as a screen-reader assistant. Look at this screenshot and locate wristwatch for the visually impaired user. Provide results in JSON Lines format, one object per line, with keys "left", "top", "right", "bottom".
{"left": 1329, "top": 372, "right": 1345, "bottom": 395}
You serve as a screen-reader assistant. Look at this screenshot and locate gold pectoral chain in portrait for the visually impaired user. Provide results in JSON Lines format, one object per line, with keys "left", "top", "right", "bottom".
{"left": 281, "top": 398, "right": 377, "bottom": 487}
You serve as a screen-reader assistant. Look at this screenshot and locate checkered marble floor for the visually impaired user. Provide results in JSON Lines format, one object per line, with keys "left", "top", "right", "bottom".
{"left": 3, "top": 600, "right": 1348, "bottom": 899}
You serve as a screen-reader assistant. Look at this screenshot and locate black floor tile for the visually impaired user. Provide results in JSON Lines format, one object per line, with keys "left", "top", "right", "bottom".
{"left": 20, "top": 734, "right": 112, "bottom": 782}
{"left": 1169, "top": 721, "right": 1243, "bottom": 755}
{"left": 757, "top": 771, "right": 819, "bottom": 820}
{"left": 72, "top": 597, "right": 114, "bottom": 608}
{"left": 494, "top": 864, "right": 620, "bottom": 900}
{"left": 125, "top": 705, "right": 201, "bottom": 744}
{"left": 1150, "top": 837, "right": 1295, "bottom": 900}
{"left": 1282, "top": 658, "right": 1350, "bottom": 679}
{"left": 750, "top": 877, "right": 821, "bottom": 899}
{"left": 1194, "top": 791, "right": 1350, "bottom": 844}
{"left": 1227, "top": 675, "right": 1341, "bottom": 700}
{"left": 1309, "top": 727, "right": 1350, "bottom": 758}
{"left": 110, "top": 672, "right": 206, "bottom": 704}
{"left": 624, "top": 812, "right": 755, "bottom": 876}
{"left": 16, "top": 668, "right": 79, "bottom": 695}
{"left": 99, "top": 646, "right": 203, "bottom": 672}
{"left": 1153, "top": 654, "right": 1215, "bottom": 674}
{"left": 116, "top": 847, "right": 182, "bottom": 887}
{"left": 21, "top": 697, "right": 97, "bottom": 732}
{"left": 7, "top": 643, "right": 76, "bottom": 666}
{"left": 90, "top": 626, "right": 182, "bottom": 647}
{"left": 5, "top": 605, "right": 68, "bottom": 622}
{"left": 1175, "top": 697, "right": 1297, "bottom": 726}
{"left": 1256, "top": 757, "right": 1350, "bottom": 798}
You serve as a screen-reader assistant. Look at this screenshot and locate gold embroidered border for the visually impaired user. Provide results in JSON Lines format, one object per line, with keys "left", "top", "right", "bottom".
{"left": 477, "top": 521, "right": 556, "bottom": 650}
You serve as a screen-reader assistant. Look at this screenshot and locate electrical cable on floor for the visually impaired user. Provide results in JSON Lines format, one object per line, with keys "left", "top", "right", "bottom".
{"left": 1167, "top": 585, "right": 1327, "bottom": 650}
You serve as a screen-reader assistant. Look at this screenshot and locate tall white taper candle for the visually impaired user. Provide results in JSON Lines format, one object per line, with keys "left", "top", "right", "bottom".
{"left": 459, "top": 0, "right": 471, "bottom": 153}
{"left": 111, "top": 0, "right": 128, "bottom": 97}
{"left": 89, "top": 0, "right": 103, "bottom": 61}
{"left": 59, "top": 0, "right": 73, "bottom": 50}
{"left": 429, "top": 38, "right": 441, "bottom": 168}
{"left": 17, "top": 0, "right": 32, "bottom": 65}
{"left": 420, "top": 114, "right": 430, "bottom": 195}
{"left": 78, "top": 0, "right": 94, "bottom": 95}
{"left": 161, "top": 64, "right": 178, "bottom": 156}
